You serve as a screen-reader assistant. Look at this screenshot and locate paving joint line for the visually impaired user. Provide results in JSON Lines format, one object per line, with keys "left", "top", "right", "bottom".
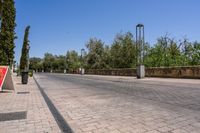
{"left": 33, "top": 76, "right": 73, "bottom": 133}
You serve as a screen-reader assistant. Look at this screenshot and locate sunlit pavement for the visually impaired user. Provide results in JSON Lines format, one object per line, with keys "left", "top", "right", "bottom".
{"left": 33, "top": 73, "right": 200, "bottom": 133}
{"left": 0, "top": 75, "right": 61, "bottom": 133}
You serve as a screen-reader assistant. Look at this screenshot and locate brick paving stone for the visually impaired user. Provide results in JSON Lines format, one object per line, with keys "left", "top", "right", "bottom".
{"left": 34, "top": 73, "right": 200, "bottom": 133}
{"left": 0, "top": 75, "right": 61, "bottom": 133}
{"left": 157, "top": 126, "right": 172, "bottom": 132}
{"left": 171, "top": 128, "right": 188, "bottom": 133}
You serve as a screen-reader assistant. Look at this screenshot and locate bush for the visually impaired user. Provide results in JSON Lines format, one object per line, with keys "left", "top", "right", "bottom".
{"left": 28, "top": 70, "right": 33, "bottom": 77}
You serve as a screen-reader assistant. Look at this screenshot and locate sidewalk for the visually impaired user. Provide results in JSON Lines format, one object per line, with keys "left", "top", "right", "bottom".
{"left": 0, "top": 75, "right": 61, "bottom": 133}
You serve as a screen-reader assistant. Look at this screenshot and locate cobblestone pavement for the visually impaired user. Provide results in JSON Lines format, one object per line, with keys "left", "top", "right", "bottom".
{"left": 34, "top": 73, "right": 200, "bottom": 133}
{"left": 0, "top": 75, "right": 61, "bottom": 133}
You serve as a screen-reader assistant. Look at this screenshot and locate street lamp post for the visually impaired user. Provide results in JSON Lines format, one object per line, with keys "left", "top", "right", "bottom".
{"left": 136, "top": 24, "right": 145, "bottom": 79}
{"left": 81, "top": 48, "right": 85, "bottom": 75}
{"left": 64, "top": 55, "right": 67, "bottom": 74}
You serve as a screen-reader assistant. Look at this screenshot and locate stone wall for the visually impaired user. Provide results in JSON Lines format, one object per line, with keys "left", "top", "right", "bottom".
{"left": 86, "top": 68, "right": 136, "bottom": 76}
{"left": 145, "top": 66, "right": 200, "bottom": 79}
{"left": 85, "top": 66, "right": 200, "bottom": 79}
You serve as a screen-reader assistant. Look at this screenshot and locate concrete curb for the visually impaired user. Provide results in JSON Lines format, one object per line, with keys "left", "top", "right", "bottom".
{"left": 33, "top": 76, "right": 73, "bottom": 133}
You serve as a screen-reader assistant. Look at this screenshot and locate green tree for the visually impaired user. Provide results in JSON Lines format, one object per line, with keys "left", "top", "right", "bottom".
{"left": 0, "top": 0, "right": 16, "bottom": 66}
{"left": 168, "top": 39, "right": 182, "bottom": 66}
{"left": 43, "top": 53, "right": 55, "bottom": 72}
{"left": 29, "top": 57, "right": 42, "bottom": 72}
{"left": 190, "top": 42, "right": 200, "bottom": 65}
{"left": 66, "top": 50, "right": 80, "bottom": 72}
{"left": 24, "top": 31, "right": 200, "bottom": 71}
{"left": 0, "top": 0, "right": 2, "bottom": 21}
{"left": 110, "top": 32, "right": 136, "bottom": 68}
{"left": 58, "top": 55, "right": 66, "bottom": 70}
{"left": 102, "top": 45, "right": 111, "bottom": 69}
{"left": 181, "top": 39, "right": 193, "bottom": 65}
{"left": 145, "top": 35, "right": 183, "bottom": 67}
{"left": 52, "top": 55, "right": 66, "bottom": 71}
{"left": 20, "top": 26, "right": 30, "bottom": 70}
{"left": 85, "top": 38, "right": 108, "bottom": 69}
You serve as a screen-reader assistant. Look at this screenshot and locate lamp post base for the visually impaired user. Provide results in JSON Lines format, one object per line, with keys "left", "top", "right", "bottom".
{"left": 64, "top": 69, "right": 66, "bottom": 73}
{"left": 81, "top": 68, "right": 85, "bottom": 75}
{"left": 137, "top": 65, "right": 145, "bottom": 79}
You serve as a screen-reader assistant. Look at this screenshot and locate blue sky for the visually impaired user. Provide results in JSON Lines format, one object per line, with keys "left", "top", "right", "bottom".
{"left": 15, "top": 0, "right": 200, "bottom": 62}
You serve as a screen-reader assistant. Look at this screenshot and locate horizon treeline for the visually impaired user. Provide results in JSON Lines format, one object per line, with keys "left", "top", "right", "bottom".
{"left": 29, "top": 32, "right": 200, "bottom": 72}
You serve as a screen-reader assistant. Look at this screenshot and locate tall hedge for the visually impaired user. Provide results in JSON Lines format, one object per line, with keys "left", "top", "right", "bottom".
{"left": 0, "top": 0, "right": 16, "bottom": 66}
{"left": 20, "top": 26, "right": 30, "bottom": 70}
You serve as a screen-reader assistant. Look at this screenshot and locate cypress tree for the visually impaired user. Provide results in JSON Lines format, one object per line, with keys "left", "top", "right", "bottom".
{"left": 0, "top": 0, "right": 16, "bottom": 66}
{"left": 0, "top": 0, "right": 2, "bottom": 21}
{"left": 20, "top": 26, "right": 30, "bottom": 70}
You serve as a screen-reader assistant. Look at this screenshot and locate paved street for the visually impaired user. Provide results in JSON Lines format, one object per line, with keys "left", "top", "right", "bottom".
{"left": 34, "top": 73, "right": 200, "bottom": 133}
